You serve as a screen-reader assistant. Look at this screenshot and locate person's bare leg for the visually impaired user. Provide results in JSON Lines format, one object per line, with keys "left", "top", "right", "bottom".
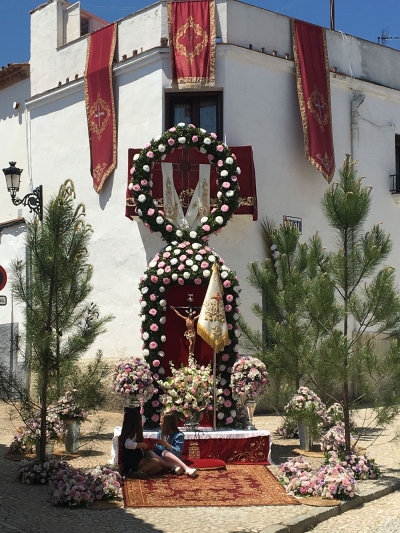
{"left": 162, "top": 450, "right": 198, "bottom": 476}
{"left": 138, "top": 457, "right": 162, "bottom": 475}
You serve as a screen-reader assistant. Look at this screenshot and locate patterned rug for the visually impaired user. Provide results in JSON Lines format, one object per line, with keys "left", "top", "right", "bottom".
{"left": 122, "top": 465, "right": 299, "bottom": 507}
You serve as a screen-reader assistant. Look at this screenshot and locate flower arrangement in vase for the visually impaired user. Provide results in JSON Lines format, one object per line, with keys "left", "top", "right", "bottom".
{"left": 112, "top": 357, "right": 156, "bottom": 407}
{"left": 52, "top": 390, "right": 89, "bottom": 423}
{"left": 14, "top": 412, "right": 64, "bottom": 455}
{"left": 158, "top": 356, "right": 218, "bottom": 429}
{"left": 230, "top": 356, "right": 269, "bottom": 429}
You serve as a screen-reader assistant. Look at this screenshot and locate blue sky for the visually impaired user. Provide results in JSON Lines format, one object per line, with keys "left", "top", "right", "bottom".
{"left": 1, "top": 0, "right": 400, "bottom": 68}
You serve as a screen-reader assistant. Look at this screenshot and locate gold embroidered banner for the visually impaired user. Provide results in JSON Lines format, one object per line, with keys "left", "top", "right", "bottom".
{"left": 168, "top": 0, "right": 216, "bottom": 88}
{"left": 84, "top": 23, "right": 117, "bottom": 193}
{"left": 292, "top": 20, "right": 335, "bottom": 183}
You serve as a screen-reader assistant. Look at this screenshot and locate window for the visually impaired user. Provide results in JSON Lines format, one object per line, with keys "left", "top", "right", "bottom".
{"left": 166, "top": 92, "right": 223, "bottom": 138}
{"left": 392, "top": 135, "right": 400, "bottom": 192}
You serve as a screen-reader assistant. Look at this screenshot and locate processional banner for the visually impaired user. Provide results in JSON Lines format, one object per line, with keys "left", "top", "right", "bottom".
{"left": 197, "top": 263, "right": 229, "bottom": 353}
{"left": 167, "top": 0, "right": 216, "bottom": 88}
{"left": 292, "top": 19, "right": 335, "bottom": 183}
{"left": 84, "top": 23, "right": 117, "bottom": 193}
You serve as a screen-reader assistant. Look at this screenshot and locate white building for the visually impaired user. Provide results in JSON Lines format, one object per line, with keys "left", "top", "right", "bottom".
{"left": 2, "top": 0, "right": 400, "bottom": 370}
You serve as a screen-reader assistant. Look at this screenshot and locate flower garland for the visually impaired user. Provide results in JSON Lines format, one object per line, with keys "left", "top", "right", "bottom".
{"left": 128, "top": 123, "right": 241, "bottom": 241}
{"left": 230, "top": 356, "right": 269, "bottom": 401}
{"left": 139, "top": 241, "right": 241, "bottom": 428}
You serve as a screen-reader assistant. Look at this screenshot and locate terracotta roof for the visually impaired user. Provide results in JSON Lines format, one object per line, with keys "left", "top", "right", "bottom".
{"left": 0, "top": 63, "right": 30, "bottom": 91}
{"left": 0, "top": 217, "right": 26, "bottom": 231}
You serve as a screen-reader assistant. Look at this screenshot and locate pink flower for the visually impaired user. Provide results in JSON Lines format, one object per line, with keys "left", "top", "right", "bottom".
{"left": 169, "top": 127, "right": 176, "bottom": 132}
{"left": 163, "top": 278, "right": 171, "bottom": 284}
{"left": 168, "top": 138, "right": 175, "bottom": 146}
{"left": 226, "top": 417, "right": 233, "bottom": 424}
{"left": 133, "top": 184, "right": 140, "bottom": 191}
{"left": 226, "top": 294, "right": 234, "bottom": 302}
{"left": 192, "top": 135, "right": 198, "bottom": 142}
{"left": 150, "top": 324, "right": 159, "bottom": 331}
{"left": 222, "top": 182, "right": 230, "bottom": 189}
{"left": 141, "top": 179, "right": 148, "bottom": 186}
{"left": 199, "top": 249, "right": 206, "bottom": 255}
{"left": 149, "top": 308, "right": 157, "bottom": 316}
{"left": 149, "top": 341, "right": 158, "bottom": 349}
{"left": 224, "top": 399, "right": 232, "bottom": 408}
{"left": 151, "top": 275, "right": 158, "bottom": 283}
{"left": 223, "top": 280, "right": 231, "bottom": 288}
{"left": 221, "top": 354, "right": 230, "bottom": 362}
{"left": 150, "top": 294, "right": 157, "bottom": 301}
{"left": 178, "top": 264, "right": 185, "bottom": 271}
{"left": 151, "top": 414, "right": 160, "bottom": 422}
{"left": 217, "top": 160, "right": 223, "bottom": 167}
{"left": 178, "top": 242, "right": 187, "bottom": 248}
{"left": 227, "top": 323, "right": 233, "bottom": 330}
{"left": 216, "top": 145, "right": 224, "bottom": 152}
{"left": 179, "top": 255, "right": 187, "bottom": 261}
{"left": 201, "top": 261, "right": 209, "bottom": 269}
{"left": 153, "top": 359, "right": 160, "bottom": 367}
{"left": 144, "top": 143, "right": 151, "bottom": 148}
{"left": 202, "top": 225, "right": 210, "bottom": 232}
{"left": 178, "top": 278, "right": 185, "bottom": 285}
{"left": 221, "top": 205, "right": 229, "bottom": 212}
{"left": 146, "top": 151, "right": 154, "bottom": 158}
{"left": 152, "top": 400, "right": 160, "bottom": 407}
{"left": 158, "top": 261, "right": 165, "bottom": 268}
{"left": 163, "top": 252, "right": 171, "bottom": 258}
{"left": 208, "top": 154, "right": 214, "bottom": 161}
{"left": 130, "top": 166, "right": 135, "bottom": 175}
{"left": 165, "top": 266, "right": 171, "bottom": 273}
{"left": 225, "top": 304, "right": 232, "bottom": 312}
{"left": 148, "top": 208, "right": 155, "bottom": 216}
{"left": 231, "top": 175, "right": 237, "bottom": 182}
{"left": 194, "top": 278, "right": 202, "bottom": 285}
{"left": 210, "top": 132, "right": 217, "bottom": 139}
{"left": 166, "top": 225, "right": 173, "bottom": 232}
{"left": 223, "top": 388, "right": 230, "bottom": 396}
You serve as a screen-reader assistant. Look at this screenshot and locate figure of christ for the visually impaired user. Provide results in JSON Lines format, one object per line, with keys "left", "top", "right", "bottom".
{"left": 169, "top": 305, "right": 200, "bottom": 357}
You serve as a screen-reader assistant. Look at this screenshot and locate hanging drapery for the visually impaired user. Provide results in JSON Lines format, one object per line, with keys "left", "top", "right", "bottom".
{"left": 84, "top": 23, "right": 117, "bottom": 193}
{"left": 167, "top": 0, "right": 216, "bottom": 88}
{"left": 292, "top": 19, "right": 335, "bottom": 183}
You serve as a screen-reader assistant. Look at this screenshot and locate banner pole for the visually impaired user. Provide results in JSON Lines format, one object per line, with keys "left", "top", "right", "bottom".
{"left": 213, "top": 350, "right": 217, "bottom": 431}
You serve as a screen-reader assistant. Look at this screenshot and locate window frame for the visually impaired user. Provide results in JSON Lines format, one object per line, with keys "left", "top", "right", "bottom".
{"left": 165, "top": 92, "right": 223, "bottom": 138}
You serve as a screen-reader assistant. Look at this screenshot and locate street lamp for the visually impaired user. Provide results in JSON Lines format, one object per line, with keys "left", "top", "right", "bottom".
{"left": 2, "top": 162, "right": 43, "bottom": 221}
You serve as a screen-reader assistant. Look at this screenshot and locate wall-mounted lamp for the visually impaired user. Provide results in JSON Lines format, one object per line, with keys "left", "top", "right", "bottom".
{"left": 2, "top": 162, "right": 43, "bottom": 221}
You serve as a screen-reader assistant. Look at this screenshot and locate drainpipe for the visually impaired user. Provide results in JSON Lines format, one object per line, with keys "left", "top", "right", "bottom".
{"left": 351, "top": 92, "right": 365, "bottom": 162}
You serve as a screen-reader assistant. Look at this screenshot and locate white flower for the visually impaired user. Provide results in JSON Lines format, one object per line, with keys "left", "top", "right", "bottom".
{"left": 157, "top": 268, "right": 164, "bottom": 276}
{"left": 225, "top": 157, "right": 233, "bottom": 165}
{"left": 203, "top": 138, "right": 211, "bottom": 145}
{"left": 190, "top": 231, "right": 197, "bottom": 238}
{"left": 173, "top": 249, "right": 180, "bottom": 255}
{"left": 153, "top": 200, "right": 158, "bottom": 207}
{"left": 233, "top": 345, "right": 239, "bottom": 352}
{"left": 166, "top": 246, "right": 172, "bottom": 251}
{"left": 138, "top": 194, "right": 146, "bottom": 203}
{"left": 230, "top": 410, "right": 237, "bottom": 417}
{"left": 217, "top": 412, "right": 224, "bottom": 420}
{"left": 158, "top": 367, "right": 165, "bottom": 375}
{"left": 149, "top": 260, "right": 157, "bottom": 268}
{"left": 236, "top": 166, "right": 241, "bottom": 174}
{"left": 158, "top": 299, "right": 166, "bottom": 307}
{"left": 133, "top": 154, "right": 140, "bottom": 161}
{"left": 177, "top": 122, "right": 185, "bottom": 127}
{"left": 200, "top": 147, "right": 206, "bottom": 154}
{"left": 191, "top": 265, "right": 199, "bottom": 272}
{"left": 159, "top": 286, "right": 165, "bottom": 292}
{"left": 215, "top": 216, "right": 224, "bottom": 225}
{"left": 195, "top": 254, "right": 202, "bottom": 261}
{"left": 183, "top": 272, "right": 190, "bottom": 279}
{"left": 227, "top": 190, "right": 234, "bottom": 197}
{"left": 236, "top": 297, "right": 241, "bottom": 305}
{"left": 200, "top": 217, "right": 208, "bottom": 223}
{"left": 161, "top": 154, "right": 167, "bottom": 160}
{"left": 176, "top": 230, "right": 183, "bottom": 237}
{"left": 192, "top": 243, "right": 201, "bottom": 250}
{"left": 233, "top": 286, "right": 240, "bottom": 292}
{"left": 171, "top": 258, "right": 178, "bottom": 265}
{"left": 220, "top": 378, "right": 227, "bottom": 386}
{"left": 143, "top": 349, "right": 149, "bottom": 356}
{"left": 137, "top": 209, "right": 142, "bottom": 216}
{"left": 160, "top": 316, "right": 166, "bottom": 324}
{"left": 270, "top": 244, "right": 277, "bottom": 251}
{"left": 220, "top": 271, "right": 228, "bottom": 279}
{"left": 172, "top": 273, "right": 178, "bottom": 281}
{"left": 161, "top": 335, "right": 166, "bottom": 342}
{"left": 233, "top": 313, "right": 239, "bottom": 320}
{"left": 143, "top": 165, "right": 150, "bottom": 172}
{"left": 273, "top": 250, "right": 280, "bottom": 259}
{"left": 141, "top": 301, "right": 147, "bottom": 308}
{"left": 142, "top": 332, "right": 149, "bottom": 340}
{"left": 158, "top": 144, "right": 166, "bottom": 153}
{"left": 158, "top": 351, "right": 165, "bottom": 357}
{"left": 203, "top": 270, "right": 210, "bottom": 277}
{"left": 141, "top": 287, "right": 149, "bottom": 294}
{"left": 220, "top": 170, "right": 228, "bottom": 177}
{"left": 128, "top": 183, "right": 134, "bottom": 190}
{"left": 178, "top": 137, "right": 186, "bottom": 144}
{"left": 200, "top": 128, "right": 207, "bottom": 133}
{"left": 234, "top": 329, "right": 241, "bottom": 337}
{"left": 143, "top": 273, "right": 148, "bottom": 280}
{"left": 208, "top": 255, "right": 215, "bottom": 262}
{"left": 141, "top": 315, "right": 146, "bottom": 321}
{"left": 219, "top": 365, "right": 226, "bottom": 371}
{"left": 217, "top": 191, "right": 222, "bottom": 199}
{"left": 156, "top": 216, "right": 164, "bottom": 224}
{"left": 186, "top": 259, "right": 194, "bottom": 266}
{"left": 149, "top": 180, "right": 153, "bottom": 187}
{"left": 154, "top": 135, "right": 161, "bottom": 142}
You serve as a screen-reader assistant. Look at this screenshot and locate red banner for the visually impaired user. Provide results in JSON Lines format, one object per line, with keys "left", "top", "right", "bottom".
{"left": 292, "top": 20, "right": 335, "bottom": 183}
{"left": 126, "top": 146, "right": 257, "bottom": 220}
{"left": 168, "top": 0, "right": 216, "bottom": 88}
{"left": 84, "top": 23, "right": 117, "bottom": 193}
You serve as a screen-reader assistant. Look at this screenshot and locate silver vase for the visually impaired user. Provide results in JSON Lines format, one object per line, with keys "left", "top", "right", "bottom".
{"left": 184, "top": 412, "right": 201, "bottom": 431}
{"left": 64, "top": 420, "right": 80, "bottom": 453}
{"left": 245, "top": 400, "right": 257, "bottom": 430}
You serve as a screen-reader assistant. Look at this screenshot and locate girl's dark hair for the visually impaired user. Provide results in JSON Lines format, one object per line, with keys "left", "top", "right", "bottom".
{"left": 161, "top": 411, "right": 180, "bottom": 437}
{"left": 119, "top": 408, "right": 143, "bottom": 444}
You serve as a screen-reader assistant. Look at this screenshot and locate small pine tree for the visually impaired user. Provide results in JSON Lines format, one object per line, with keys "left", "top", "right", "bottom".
{"left": 241, "top": 156, "right": 400, "bottom": 451}
{"left": 10, "top": 180, "right": 113, "bottom": 461}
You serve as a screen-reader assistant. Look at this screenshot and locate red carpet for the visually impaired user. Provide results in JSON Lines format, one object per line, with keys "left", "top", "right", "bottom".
{"left": 122, "top": 465, "right": 299, "bottom": 507}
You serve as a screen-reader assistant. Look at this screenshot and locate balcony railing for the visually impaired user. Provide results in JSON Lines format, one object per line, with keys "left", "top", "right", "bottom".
{"left": 390, "top": 174, "right": 400, "bottom": 193}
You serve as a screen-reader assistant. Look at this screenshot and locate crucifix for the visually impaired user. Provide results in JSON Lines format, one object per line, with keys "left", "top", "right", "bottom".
{"left": 169, "top": 294, "right": 201, "bottom": 357}
{"left": 313, "top": 94, "right": 326, "bottom": 121}
{"left": 94, "top": 103, "right": 105, "bottom": 128}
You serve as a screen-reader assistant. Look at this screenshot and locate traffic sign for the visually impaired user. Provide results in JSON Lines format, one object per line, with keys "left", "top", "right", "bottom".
{"left": 0, "top": 295, "right": 7, "bottom": 306}
{"left": 0, "top": 266, "right": 7, "bottom": 291}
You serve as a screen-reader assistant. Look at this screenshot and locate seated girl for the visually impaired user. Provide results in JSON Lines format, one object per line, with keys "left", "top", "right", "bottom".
{"left": 119, "top": 407, "right": 162, "bottom": 479}
{"left": 149, "top": 410, "right": 198, "bottom": 478}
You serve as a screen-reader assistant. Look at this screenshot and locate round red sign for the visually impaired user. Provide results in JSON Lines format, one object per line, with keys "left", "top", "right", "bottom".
{"left": 0, "top": 265, "right": 7, "bottom": 291}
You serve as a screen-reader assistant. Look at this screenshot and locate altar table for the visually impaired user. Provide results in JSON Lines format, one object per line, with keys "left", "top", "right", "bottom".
{"left": 110, "top": 427, "right": 271, "bottom": 465}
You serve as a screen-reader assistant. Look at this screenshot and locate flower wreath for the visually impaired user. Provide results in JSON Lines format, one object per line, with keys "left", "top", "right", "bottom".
{"left": 128, "top": 123, "right": 241, "bottom": 242}
{"left": 138, "top": 240, "right": 242, "bottom": 428}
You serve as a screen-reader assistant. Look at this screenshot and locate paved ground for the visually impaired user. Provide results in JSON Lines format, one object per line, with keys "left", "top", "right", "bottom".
{"left": 1, "top": 403, "right": 400, "bottom": 533}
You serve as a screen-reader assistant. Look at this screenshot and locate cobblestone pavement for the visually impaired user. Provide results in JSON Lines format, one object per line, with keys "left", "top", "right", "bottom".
{"left": 1, "top": 403, "right": 400, "bottom": 533}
